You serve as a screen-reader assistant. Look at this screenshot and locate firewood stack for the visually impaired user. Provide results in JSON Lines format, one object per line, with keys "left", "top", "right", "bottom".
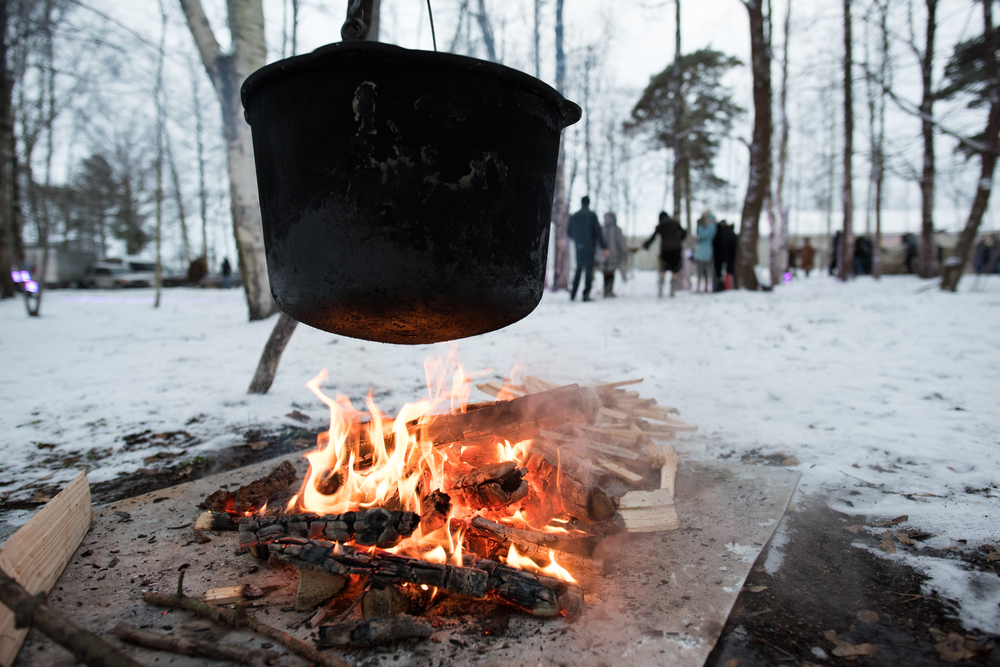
{"left": 196, "top": 376, "right": 695, "bottom": 628}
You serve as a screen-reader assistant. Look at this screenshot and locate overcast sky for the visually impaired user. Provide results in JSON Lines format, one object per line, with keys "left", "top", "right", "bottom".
{"left": 91, "top": 0, "right": 996, "bottom": 246}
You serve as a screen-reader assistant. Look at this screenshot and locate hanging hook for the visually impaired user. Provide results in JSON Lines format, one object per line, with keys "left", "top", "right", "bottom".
{"left": 341, "top": 0, "right": 368, "bottom": 41}
{"left": 426, "top": 0, "right": 438, "bottom": 52}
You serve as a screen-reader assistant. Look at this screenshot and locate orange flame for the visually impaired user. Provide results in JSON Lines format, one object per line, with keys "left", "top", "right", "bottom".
{"left": 504, "top": 545, "right": 577, "bottom": 583}
{"left": 288, "top": 353, "right": 576, "bottom": 582}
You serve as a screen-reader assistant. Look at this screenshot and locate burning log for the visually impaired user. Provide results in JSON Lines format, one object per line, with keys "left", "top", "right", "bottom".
{"left": 238, "top": 508, "right": 421, "bottom": 552}
{"left": 269, "top": 537, "right": 583, "bottom": 618}
{"left": 451, "top": 462, "right": 529, "bottom": 510}
{"left": 193, "top": 511, "right": 239, "bottom": 532}
{"left": 318, "top": 616, "right": 433, "bottom": 648}
{"left": 411, "top": 384, "right": 598, "bottom": 447}
{"left": 467, "top": 516, "right": 604, "bottom": 559}
{"left": 201, "top": 460, "right": 298, "bottom": 515}
{"left": 521, "top": 448, "right": 615, "bottom": 523}
{"left": 418, "top": 490, "right": 452, "bottom": 533}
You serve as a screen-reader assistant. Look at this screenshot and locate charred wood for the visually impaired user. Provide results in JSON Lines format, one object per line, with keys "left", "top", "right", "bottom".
{"left": 467, "top": 516, "right": 604, "bottom": 558}
{"left": 419, "top": 489, "right": 452, "bottom": 533}
{"left": 269, "top": 537, "right": 583, "bottom": 618}
{"left": 201, "top": 460, "right": 298, "bottom": 515}
{"left": 410, "top": 384, "right": 598, "bottom": 447}
{"left": 318, "top": 616, "right": 433, "bottom": 648}
{"left": 194, "top": 511, "right": 238, "bottom": 532}
{"left": 522, "top": 450, "right": 614, "bottom": 523}
{"left": 451, "top": 461, "right": 529, "bottom": 510}
{"left": 239, "top": 508, "right": 420, "bottom": 550}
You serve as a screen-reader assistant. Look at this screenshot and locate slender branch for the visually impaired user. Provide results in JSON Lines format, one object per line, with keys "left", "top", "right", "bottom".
{"left": 177, "top": 0, "right": 222, "bottom": 89}
{"left": 143, "top": 591, "right": 352, "bottom": 667}
{"left": 0, "top": 568, "right": 145, "bottom": 667}
{"left": 861, "top": 64, "right": 994, "bottom": 154}
{"left": 113, "top": 624, "right": 278, "bottom": 667}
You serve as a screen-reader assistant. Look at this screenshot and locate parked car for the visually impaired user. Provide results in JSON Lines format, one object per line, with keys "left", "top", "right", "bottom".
{"left": 82, "top": 262, "right": 151, "bottom": 289}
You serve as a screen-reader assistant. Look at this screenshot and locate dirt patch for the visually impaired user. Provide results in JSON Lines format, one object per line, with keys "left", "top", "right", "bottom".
{"left": 705, "top": 497, "right": 999, "bottom": 666}
{"left": 0, "top": 426, "right": 321, "bottom": 516}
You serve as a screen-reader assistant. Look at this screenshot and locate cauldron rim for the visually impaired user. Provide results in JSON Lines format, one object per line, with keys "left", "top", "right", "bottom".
{"left": 241, "top": 40, "right": 582, "bottom": 129}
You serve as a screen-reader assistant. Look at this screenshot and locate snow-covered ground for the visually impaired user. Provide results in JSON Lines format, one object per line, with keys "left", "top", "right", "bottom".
{"left": 2, "top": 271, "right": 998, "bottom": 632}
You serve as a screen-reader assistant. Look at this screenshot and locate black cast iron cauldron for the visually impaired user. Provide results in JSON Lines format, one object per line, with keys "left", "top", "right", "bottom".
{"left": 241, "top": 41, "right": 581, "bottom": 345}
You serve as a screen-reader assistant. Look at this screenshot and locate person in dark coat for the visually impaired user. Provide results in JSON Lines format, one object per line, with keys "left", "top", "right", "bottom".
{"left": 711, "top": 220, "right": 737, "bottom": 290}
{"left": 642, "top": 212, "right": 687, "bottom": 297}
{"left": 902, "top": 233, "right": 918, "bottom": 274}
{"left": 221, "top": 257, "right": 232, "bottom": 289}
{"left": 830, "top": 230, "right": 843, "bottom": 275}
{"left": 567, "top": 196, "right": 607, "bottom": 301}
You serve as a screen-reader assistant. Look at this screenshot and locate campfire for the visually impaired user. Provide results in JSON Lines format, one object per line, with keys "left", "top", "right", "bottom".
{"left": 196, "top": 357, "right": 696, "bottom": 647}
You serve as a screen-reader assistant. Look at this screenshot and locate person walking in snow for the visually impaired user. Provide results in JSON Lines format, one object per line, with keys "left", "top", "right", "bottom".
{"left": 643, "top": 211, "right": 686, "bottom": 297}
{"left": 692, "top": 211, "right": 717, "bottom": 293}
{"left": 800, "top": 237, "right": 816, "bottom": 277}
{"left": 597, "top": 212, "right": 628, "bottom": 298}
{"left": 567, "top": 196, "right": 607, "bottom": 302}
{"left": 712, "top": 219, "right": 737, "bottom": 290}
{"left": 221, "top": 257, "right": 233, "bottom": 289}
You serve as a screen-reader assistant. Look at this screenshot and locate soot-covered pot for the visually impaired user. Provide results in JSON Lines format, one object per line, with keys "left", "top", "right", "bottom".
{"left": 241, "top": 41, "right": 581, "bottom": 344}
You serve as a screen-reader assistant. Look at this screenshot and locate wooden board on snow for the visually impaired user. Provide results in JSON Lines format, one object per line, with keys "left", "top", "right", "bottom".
{"left": 0, "top": 472, "right": 92, "bottom": 667}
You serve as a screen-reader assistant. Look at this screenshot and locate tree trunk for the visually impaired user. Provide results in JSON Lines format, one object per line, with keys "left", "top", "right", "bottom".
{"left": 475, "top": 0, "right": 498, "bottom": 62}
{"left": 839, "top": 0, "right": 855, "bottom": 282}
{"left": 179, "top": 0, "right": 278, "bottom": 321}
{"left": 735, "top": 0, "right": 771, "bottom": 291}
{"left": 533, "top": 0, "right": 541, "bottom": 78}
{"left": 672, "top": 0, "right": 683, "bottom": 226}
{"left": 0, "top": 0, "right": 13, "bottom": 299}
{"left": 153, "top": 0, "right": 166, "bottom": 310}
{"left": 872, "top": 0, "right": 888, "bottom": 279}
{"left": 27, "top": 0, "right": 57, "bottom": 318}
{"left": 189, "top": 56, "right": 209, "bottom": 260}
{"left": 941, "top": 0, "right": 999, "bottom": 292}
{"left": 247, "top": 312, "right": 298, "bottom": 394}
{"left": 776, "top": 0, "right": 791, "bottom": 278}
{"left": 166, "top": 132, "right": 191, "bottom": 266}
{"left": 551, "top": 0, "right": 569, "bottom": 291}
{"left": 918, "top": 0, "right": 937, "bottom": 278}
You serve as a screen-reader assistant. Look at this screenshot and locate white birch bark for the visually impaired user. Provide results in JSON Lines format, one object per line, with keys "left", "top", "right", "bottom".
{"left": 179, "top": 0, "right": 277, "bottom": 321}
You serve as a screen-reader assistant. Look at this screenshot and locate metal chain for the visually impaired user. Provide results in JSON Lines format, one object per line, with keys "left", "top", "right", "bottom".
{"left": 341, "top": 0, "right": 368, "bottom": 41}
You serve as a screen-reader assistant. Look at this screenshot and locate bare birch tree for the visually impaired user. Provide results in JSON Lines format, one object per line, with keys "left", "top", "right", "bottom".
{"left": 735, "top": 0, "right": 772, "bottom": 291}
{"left": 551, "top": 0, "right": 569, "bottom": 291}
{"left": 912, "top": 0, "right": 938, "bottom": 278}
{"left": 178, "top": 0, "right": 277, "bottom": 321}
{"left": 839, "top": 0, "right": 855, "bottom": 281}
{"left": 153, "top": 0, "right": 166, "bottom": 309}
{"left": 766, "top": 0, "right": 791, "bottom": 287}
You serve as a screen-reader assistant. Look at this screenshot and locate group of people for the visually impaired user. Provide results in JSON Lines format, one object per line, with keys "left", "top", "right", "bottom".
{"left": 641, "top": 209, "right": 738, "bottom": 296}
{"left": 567, "top": 197, "right": 746, "bottom": 299}
{"left": 566, "top": 196, "right": 628, "bottom": 301}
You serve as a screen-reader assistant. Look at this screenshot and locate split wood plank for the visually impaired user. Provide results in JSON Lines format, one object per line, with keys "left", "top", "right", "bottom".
{"left": 594, "top": 460, "right": 645, "bottom": 486}
{"left": 0, "top": 471, "right": 92, "bottom": 667}
{"left": 660, "top": 444, "right": 678, "bottom": 499}
{"left": 413, "top": 384, "right": 598, "bottom": 447}
{"left": 616, "top": 489, "right": 680, "bottom": 532}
